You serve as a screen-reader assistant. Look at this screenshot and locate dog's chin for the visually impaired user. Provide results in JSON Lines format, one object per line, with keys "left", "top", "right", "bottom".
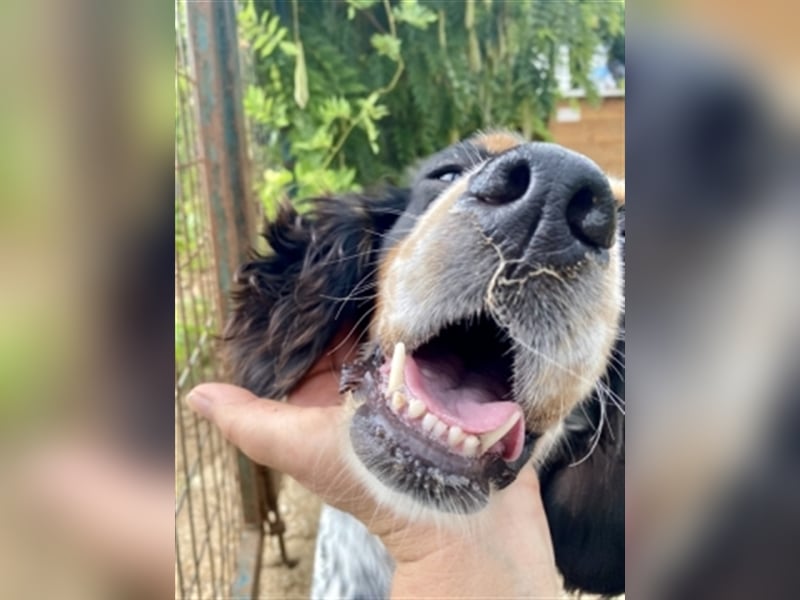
{"left": 349, "top": 398, "right": 540, "bottom": 514}
{"left": 342, "top": 315, "right": 539, "bottom": 514}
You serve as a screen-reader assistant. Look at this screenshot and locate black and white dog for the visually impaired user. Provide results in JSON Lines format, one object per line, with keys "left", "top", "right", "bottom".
{"left": 224, "top": 131, "right": 625, "bottom": 596}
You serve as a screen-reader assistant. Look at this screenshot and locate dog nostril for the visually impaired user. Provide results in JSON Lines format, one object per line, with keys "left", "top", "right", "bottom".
{"left": 477, "top": 160, "right": 531, "bottom": 205}
{"left": 565, "top": 186, "right": 616, "bottom": 249}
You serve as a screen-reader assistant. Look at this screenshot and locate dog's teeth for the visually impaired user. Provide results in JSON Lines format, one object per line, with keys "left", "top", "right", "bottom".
{"left": 432, "top": 420, "right": 448, "bottom": 438}
{"left": 390, "top": 391, "right": 406, "bottom": 412}
{"left": 447, "top": 425, "right": 465, "bottom": 447}
{"left": 387, "top": 342, "right": 406, "bottom": 393}
{"left": 462, "top": 435, "right": 480, "bottom": 457}
{"left": 478, "top": 413, "right": 522, "bottom": 456}
{"left": 407, "top": 398, "right": 426, "bottom": 419}
{"left": 421, "top": 413, "right": 438, "bottom": 432}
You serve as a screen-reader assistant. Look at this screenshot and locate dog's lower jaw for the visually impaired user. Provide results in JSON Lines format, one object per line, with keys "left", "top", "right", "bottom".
{"left": 345, "top": 386, "right": 569, "bottom": 519}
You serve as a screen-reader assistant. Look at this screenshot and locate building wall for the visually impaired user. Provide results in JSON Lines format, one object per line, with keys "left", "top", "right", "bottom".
{"left": 548, "top": 95, "right": 625, "bottom": 178}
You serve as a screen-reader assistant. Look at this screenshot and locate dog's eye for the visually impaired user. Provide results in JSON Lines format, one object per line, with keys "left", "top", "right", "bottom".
{"left": 428, "top": 166, "right": 463, "bottom": 182}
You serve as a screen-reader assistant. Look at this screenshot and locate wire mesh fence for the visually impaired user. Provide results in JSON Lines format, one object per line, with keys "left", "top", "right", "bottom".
{"left": 175, "top": 0, "right": 297, "bottom": 595}
{"left": 175, "top": 2, "right": 244, "bottom": 597}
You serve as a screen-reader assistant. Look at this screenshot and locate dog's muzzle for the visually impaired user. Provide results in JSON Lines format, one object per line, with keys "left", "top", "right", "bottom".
{"left": 464, "top": 143, "right": 617, "bottom": 266}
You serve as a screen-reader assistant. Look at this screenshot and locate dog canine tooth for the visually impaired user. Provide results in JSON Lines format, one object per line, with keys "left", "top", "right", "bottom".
{"left": 390, "top": 391, "right": 406, "bottom": 412}
{"left": 432, "top": 420, "right": 448, "bottom": 439}
{"left": 462, "top": 435, "right": 480, "bottom": 457}
{"left": 407, "top": 398, "right": 426, "bottom": 419}
{"left": 447, "top": 425, "right": 465, "bottom": 447}
{"left": 387, "top": 342, "right": 406, "bottom": 393}
{"left": 421, "top": 412, "right": 438, "bottom": 432}
{"left": 477, "top": 413, "right": 521, "bottom": 456}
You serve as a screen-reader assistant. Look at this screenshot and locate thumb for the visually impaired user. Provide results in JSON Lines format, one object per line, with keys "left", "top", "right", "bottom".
{"left": 185, "top": 383, "right": 346, "bottom": 484}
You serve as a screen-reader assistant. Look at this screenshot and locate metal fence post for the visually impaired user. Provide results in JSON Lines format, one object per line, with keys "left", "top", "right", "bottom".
{"left": 186, "top": 1, "right": 290, "bottom": 596}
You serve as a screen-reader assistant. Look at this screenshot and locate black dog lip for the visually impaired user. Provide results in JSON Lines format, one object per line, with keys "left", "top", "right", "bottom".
{"left": 350, "top": 400, "right": 491, "bottom": 513}
{"left": 486, "top": 431, "right": 539, "bottom": 489}
{"left": 350, "top": 401, "right": 539, "bottom": 509}
{"left": 353, "top": 398, "right": 485, "bottom": 475}
{"left": 345, "top": 358, "right": 539, "bottom": 509}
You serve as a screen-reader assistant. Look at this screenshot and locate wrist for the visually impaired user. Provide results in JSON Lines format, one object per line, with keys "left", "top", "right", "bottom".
{"left": 391, "top": 537, "right": 560, "bottom": 598}
{"left": 383, "top": 470, "right": 561, "bottom": 598}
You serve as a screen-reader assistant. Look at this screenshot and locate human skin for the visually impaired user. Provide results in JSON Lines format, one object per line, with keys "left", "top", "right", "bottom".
{"left": 187, "top": 338, "right": 562, "bottom": 598}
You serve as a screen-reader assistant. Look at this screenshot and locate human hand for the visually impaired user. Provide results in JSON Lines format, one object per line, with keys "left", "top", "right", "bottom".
{"left": 187, "top": 360, "right": 561, "bottom": 597}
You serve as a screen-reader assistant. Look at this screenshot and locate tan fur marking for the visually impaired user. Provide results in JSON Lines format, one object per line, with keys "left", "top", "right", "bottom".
{"left": 372, "top": 177, "right": 471, "bottom": 345}
{"left": 374, "top": 141, "right": 623, "bottom": 431}
{"left": 471, "top": 131, "right": 525, "bottom": 154}
{"left": 528, "top": 404, "right": 570, "bottom": 432}
{"left": 609, "top": 177, "right": 625, "bottom": 206}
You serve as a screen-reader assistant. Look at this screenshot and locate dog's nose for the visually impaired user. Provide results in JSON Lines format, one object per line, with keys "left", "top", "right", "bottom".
{"left": 467, "top": 143, "right": 616, "bottom": 265}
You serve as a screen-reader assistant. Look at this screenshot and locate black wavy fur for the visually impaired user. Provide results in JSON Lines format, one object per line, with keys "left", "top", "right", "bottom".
{"left": 540, "top": 333, "right": 625, "bottom": 596}
{"left": 222, "top": 190, "right": 409, "bottom": 398}
{"left": 540, "top": 209, "right": 625, "bottom": 596}
{"left": 223, "top": 189, "right": 625, "bottom": 596}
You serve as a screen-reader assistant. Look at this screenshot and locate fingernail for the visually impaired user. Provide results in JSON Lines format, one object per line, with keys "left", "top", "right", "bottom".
{"left": 186, "top": 389, "right": 212, "bottom": 418}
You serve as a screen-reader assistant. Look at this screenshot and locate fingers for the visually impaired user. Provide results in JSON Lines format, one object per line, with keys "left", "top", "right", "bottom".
{"left": 186, "top": 383, "right": 346, "bottom": 485}
{"left": 185, "top": 382, "right": 554, "bottom": 567}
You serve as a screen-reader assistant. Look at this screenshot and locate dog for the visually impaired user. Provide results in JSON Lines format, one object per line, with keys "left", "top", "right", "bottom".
{"left": 223, "top": 131, "right": 625, "bottom": 596}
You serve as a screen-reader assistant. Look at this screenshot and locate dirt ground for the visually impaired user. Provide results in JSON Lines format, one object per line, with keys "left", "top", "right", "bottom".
{"left": 258, "top": 476, "right": 323, "bottom": 599}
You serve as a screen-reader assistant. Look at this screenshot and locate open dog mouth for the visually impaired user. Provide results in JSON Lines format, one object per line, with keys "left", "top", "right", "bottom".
{"left": 343, "top": 315, "right": 537, "bottom": 513}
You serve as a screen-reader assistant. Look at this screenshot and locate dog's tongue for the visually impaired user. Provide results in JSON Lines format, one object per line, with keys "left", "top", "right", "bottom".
{"left": 403, "top": 353, "right": 524, "bottom": 460}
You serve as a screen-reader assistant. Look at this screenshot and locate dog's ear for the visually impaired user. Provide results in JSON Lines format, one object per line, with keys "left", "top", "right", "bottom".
{"left": 539, "top": 334, "right": 625, "bottom": 596}
{"left": 222, "top": 189, "right": 409, "bottom": 398}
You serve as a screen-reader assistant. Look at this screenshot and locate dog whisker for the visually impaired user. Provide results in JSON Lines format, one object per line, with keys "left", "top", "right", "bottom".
{"left": 326, "top": 304, "right": 378, "bottom": 357}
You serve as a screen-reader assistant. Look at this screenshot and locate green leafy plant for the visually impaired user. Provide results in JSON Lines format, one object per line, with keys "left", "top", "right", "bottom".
{"left": 238, "top": 0, "right": 624, "bottom": 214}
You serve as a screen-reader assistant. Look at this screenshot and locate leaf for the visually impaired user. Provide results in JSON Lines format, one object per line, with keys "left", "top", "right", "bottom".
{"left": 372, "top": 104, "right": 389, "bottom": 120}
{"left": 295, "top": 165, "right": 358, "bottom": 197}
{"left": 319, "top": 96, "right": 352, "bottom": 125}
{"left": 258, "top": 168, "right": 294, "bottom": 217}
{"left": 279, "top": 40, "right": 298, "bottom": 56}
{"left": 265, "top": 13, "right": 279, "bottom": 39}
{"left": 360, "top": 117, "right": 380, "bottom": 154}
{"left": 243, "top": 85, "right": 266, "bottom": 120}
{"left": 346, "top": 0, "right": 380, "bottom": 9}
{"left": 358, "top": 92, "right": 388, "bottom": 121}
{"left": 345, "top": 0, "right": 380, "bottom": 20}
{"left": 294, "top": 41, "right": 309, "bottom": 109}
{"left": 292, "top": 127, "right": 334, "bottom": 152}
{"left": 370, "top": 33, "right": 401, "bottom": 62}
{"left": 253, "top": 33, "right": 269, "bottom": 52}
{"left": 237, "top": 0, "right": 257, "bottom": 29}
{"left": 244, "top": 9, "right": 288, "bottom": 59}
{"left": 260, "top": 28, "right": 287, "bottom": 59}
{"left": 364, "top": 100, "right": 389, "bottom": 121}
{"left": 363, "top": 91, "right": 380, "bottom": 107}
{"left": 393, "top": 0, "right": 437, "bottom": 30}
